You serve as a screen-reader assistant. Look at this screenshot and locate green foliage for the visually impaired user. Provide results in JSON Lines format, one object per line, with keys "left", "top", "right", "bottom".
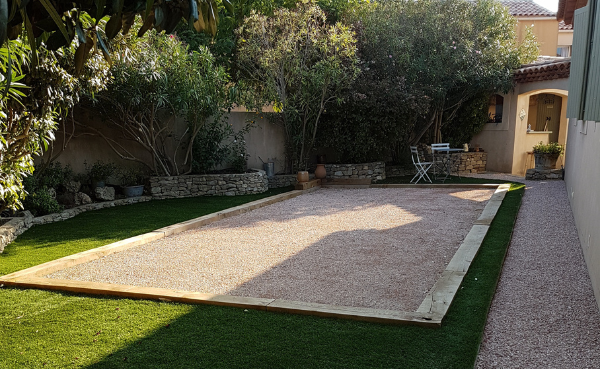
{"left": 21, "top": 187, "right": 62, "bottom": 216}
{"left": 118, "top": 167, "right": 146, "bottom": 187}
{"left": 236, "top": 1, "right": 359, "bottom": 172}
{"left": 84, "top": 161, "right": 117, "bottom": 182}
{"left": 533, "top": 141, "right": 564, "bottom": 155}
{"left": 21, "top": 162, "right": 72, "bottom": 216}
{"left": 192, "top": 119, "right": 253, "bottom": 174}
{"left": 335, "top": 0, "right": 539, "bottom": 154}
{"left": 96, "top": 30, "right": 231, "bottom": 176}
{"left": 441, "top": 94, "right": 490, "bottom": 148}
{"left": 0, "top": 30, "right": 110, "bottom": 211}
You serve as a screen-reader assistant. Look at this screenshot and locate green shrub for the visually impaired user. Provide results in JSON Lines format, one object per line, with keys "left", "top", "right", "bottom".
{"left": 192, "top": 120, "right": 253, "bottom": 174}
{"left": 84, "top": 161, "right": 117, "bottom": 183}
{"left": 533, "top": 141, "right": 564, "bottom": 155}
{"left": 23, "top": 188, "right": 62, "bottom": 216}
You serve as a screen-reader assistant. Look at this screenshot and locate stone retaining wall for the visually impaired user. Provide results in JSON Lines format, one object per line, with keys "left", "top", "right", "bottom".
{"left": 324, "top": 162, "right": 385, "bottom": 181}
{"left": 457, "top": 152, "right": 487, "bottom": 174}
{"left": 149, "top": 172, "right": 269, "bottom": 199}
{"left": 0, "top": 196, "right": 151, "bottom": 253}
{"left": 526, "top": 168, "right": 563, "bottom": 180}
{"left": 268, "top": 174, "right": 297, "bottom": 188}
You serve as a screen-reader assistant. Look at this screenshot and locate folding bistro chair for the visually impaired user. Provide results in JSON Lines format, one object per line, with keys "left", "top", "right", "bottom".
{"left": 410, "top": 146, "right": 433, "bottom": 183}
{"left": 431, "top": 143, "right": 450, "bottom": 179}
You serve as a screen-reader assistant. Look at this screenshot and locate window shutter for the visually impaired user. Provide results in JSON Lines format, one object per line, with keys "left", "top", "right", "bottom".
{"left": 566, "top": 6, "right": 590, "bottom": 119}
{"left": 584, "top": 3, "right": 600, "bottom": 121}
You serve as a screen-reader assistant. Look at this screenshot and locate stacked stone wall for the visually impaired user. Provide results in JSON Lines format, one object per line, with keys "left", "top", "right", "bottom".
{"left": 268, "top": 174, "right": 297, "bottom": 188}
{"left": 149, "top": 172, "right": 268, "bottom": 199}
{"left": 526, "top": 168, "right": 563, "bottom": 180}
{"left": 324, "top": 162, "right": 385, "bottom": 181}
{"left": 457, "top": 152, "right": 487, "bottom": 174}
{"left": 386, "top": 165, "right": 416, "bottom": 177}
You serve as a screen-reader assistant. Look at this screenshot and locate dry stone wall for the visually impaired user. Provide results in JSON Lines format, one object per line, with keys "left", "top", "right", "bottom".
{"left": 268, "top": 174, "right": 298, "bottom": 188}
{"left": 149, "top": 172, "right": 268, "bottom": 199}
{"left": 324, "top": 162, "right": 385, "bottom": 181}
{"left": 457, "top": 152, "right": 487, "bottom": 174}
{"left": 526, "top": 168, "right": 563, "bottom": 180}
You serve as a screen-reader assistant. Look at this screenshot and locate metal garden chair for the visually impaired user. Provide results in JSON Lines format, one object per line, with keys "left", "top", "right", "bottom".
{"left": 410, "top": 146, "right": 433, "bottom": 183}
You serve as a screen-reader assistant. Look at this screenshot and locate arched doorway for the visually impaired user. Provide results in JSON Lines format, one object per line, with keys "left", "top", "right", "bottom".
{"left": 527, "top": 93, "right": 563, "bottom": 143}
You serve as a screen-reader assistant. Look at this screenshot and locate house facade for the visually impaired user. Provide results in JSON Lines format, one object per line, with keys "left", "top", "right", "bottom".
{"left": 557, "top": 0, "right": 600, "bottom": 309}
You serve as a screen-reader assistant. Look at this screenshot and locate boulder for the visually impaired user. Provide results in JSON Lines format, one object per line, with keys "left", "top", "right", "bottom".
{"left": 65, "top": 181, "right": 81, "bottom": 194}
{"left": 75, "top": 192, "right": 93, "bottom": 205}
{"left": 95, "top": 187, "right": 115, "bottom": 201}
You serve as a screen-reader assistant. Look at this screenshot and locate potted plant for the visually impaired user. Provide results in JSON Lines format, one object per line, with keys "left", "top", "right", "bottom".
{"left": 118, "top": 168, "right": 145, "bottom": 197}
{"left": 84, "top": 161, "right": 117, "bottom": 188}
{"left": 533, "top": 141, "right": 564, "bottom": 169}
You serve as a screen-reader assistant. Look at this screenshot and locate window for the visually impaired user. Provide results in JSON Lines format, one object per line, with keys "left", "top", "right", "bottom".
{"left": 557, "top": 45, "right": 572, "bottom": 57}
{"left": 487, "top": 94, "right": 503, "bottom": 123}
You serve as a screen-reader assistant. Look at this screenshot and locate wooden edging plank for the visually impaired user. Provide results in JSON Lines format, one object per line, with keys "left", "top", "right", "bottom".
{"left": 416, "top": 183, "right": 510, "bottom": 319}
{"left": 0, "top": 182, "right": 511, "bottom": 327}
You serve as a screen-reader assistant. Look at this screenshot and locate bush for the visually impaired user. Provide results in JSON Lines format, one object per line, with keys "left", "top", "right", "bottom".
{"left": 533, "top": 141, "right": 564, "bottom": 155}
{"left": 84, "top": 161, "right": 117, "bottom": 183}
{"left": 23, "top": 188, "right": 62, "bottom": 217}
{"left": 192, "top": 119, "right": 253, "bottom": 174}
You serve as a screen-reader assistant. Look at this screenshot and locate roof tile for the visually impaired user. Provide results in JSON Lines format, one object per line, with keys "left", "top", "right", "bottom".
{"left": 500, "top": 0, "right": 556, "bottom": 17}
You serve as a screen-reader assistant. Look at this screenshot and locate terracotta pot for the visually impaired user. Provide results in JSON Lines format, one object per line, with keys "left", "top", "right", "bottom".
{"left": 314, "top": 164, "right": 326, "bottom": 179}
{"left": 297, "top": 171, "right": 309, "bottom": 183}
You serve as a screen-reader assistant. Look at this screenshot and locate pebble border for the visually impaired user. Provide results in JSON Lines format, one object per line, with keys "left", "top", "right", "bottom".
{"left": 0, "top": 196, "right": 151, "bottom": 253}
{"left": 0, "top": 184, "right": 509, "bottom": 326}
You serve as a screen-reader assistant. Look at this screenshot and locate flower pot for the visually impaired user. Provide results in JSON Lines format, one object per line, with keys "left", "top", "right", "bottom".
{"left": 92, "top": 180, "right": 105, "bottom": 188}
{"left": 314, "top": 164, "right": 326, "bottom": 179}
{"left": 534, "top": 153, "right": 559, "bottom": 169}
{"left": 122, "top": 185, "right": 144, "bottom": 197}
{"left": 297, "top": 171, "right": 309, "bottom": 183}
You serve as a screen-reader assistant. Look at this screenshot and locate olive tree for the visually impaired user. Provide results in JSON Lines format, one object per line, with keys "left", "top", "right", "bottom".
{"left": 236, "top": 1, "right": 359, "bottom": 172}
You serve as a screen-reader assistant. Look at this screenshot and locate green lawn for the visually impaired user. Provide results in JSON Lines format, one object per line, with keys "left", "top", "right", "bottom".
{"left": 0, "top": 180, "right": 524, "bottom": 368}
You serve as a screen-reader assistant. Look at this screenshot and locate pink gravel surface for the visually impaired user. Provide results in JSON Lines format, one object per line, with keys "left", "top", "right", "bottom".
{"left": 46, "top": 187, "right": 493, "bottom": 312}
{"left": 470, "top": 175, "right": 600, "bottom": 368}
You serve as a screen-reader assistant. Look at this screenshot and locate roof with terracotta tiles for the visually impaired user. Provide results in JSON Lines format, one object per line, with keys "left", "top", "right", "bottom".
{"left": 514, "top": 57, "right": 571, "bottom": 83}
{"left": 559, "top": 20, "right": 573, "bottom": 30}
{"left": 500, "top": 0, "right": 556, "bottom": 17}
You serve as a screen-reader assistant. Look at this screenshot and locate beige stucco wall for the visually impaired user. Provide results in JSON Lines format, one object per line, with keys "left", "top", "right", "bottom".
{"left": 516, "top": 18, "right": 559, "bottom": 56}
{"left": 471, "top": 80, "right": 569, "bottom": 176}
{"left": 558, "top": 30, "right": 574, "bottom": 46}
{"left": 565, "top": 118, "right": 600, "bottom": 310}
{"left": 470, "top": 93, "right": 515, "bottom": 174}
{"left": 43, "top": 108, "right": 286, "bottom": 177}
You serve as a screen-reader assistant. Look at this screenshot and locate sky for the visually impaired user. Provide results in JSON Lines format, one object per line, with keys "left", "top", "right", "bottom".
{"left": 533, "top": 0, "right": 559, "bottom": 12}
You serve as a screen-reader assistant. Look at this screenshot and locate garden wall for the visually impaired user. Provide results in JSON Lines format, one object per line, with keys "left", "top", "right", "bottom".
{"left": 149, "top": 172, "right": 269, "bottom": 199}
{"left": 457, "top": 152, "right": 487, "bottom": 174}
{"left": 324, "top": 162, "right": 385, "bottom": 181}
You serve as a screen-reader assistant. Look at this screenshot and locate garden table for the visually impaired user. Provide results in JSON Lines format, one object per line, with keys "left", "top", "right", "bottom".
{"left": 431, "top": 148, "right": 464, "bottom": 182}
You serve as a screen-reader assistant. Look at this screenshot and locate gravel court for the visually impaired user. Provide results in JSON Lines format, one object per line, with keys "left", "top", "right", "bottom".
{"left": 46, "top": 187, "right": 493, "bottom": 312}
{"left": 468, "top": 174, "right": 600, "bottom": 368}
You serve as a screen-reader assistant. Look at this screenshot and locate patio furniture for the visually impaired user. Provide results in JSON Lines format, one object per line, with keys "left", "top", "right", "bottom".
{"left": 431, "top": 146, "right": 463, "bottom": 182}
{"left": 431, "top": 143, "right": 450, "bottom": 178}
{"left": 410, "top": 146, "right": 434, "bottom": 183}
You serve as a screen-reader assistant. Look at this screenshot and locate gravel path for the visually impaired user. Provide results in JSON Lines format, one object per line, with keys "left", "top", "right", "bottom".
{"left": 47, "top": 187, "right": 493, "bottom": 311}
{"left": 471, "top": 174, "right": 600, "bottom": 368}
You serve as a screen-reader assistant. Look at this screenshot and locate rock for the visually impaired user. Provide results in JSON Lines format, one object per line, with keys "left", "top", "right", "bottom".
{"left": 75, "top": 192, "right": 93, "bottom": 205}
{"left": 65, "top": 181, "right": 81, "bottom": 194}
{"left": 47, "top": 188, "right": 56, "bottom": 199}
{"left": 56, "top": 193, "right": 76, "bottom": 207}
{"left": 95, "top": 187, "right": 115, "bottom": 201}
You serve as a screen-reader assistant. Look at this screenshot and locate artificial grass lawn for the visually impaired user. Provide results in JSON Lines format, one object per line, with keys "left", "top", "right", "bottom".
{"left": 0, "top": 180, "right": 524, "bottom": 368}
